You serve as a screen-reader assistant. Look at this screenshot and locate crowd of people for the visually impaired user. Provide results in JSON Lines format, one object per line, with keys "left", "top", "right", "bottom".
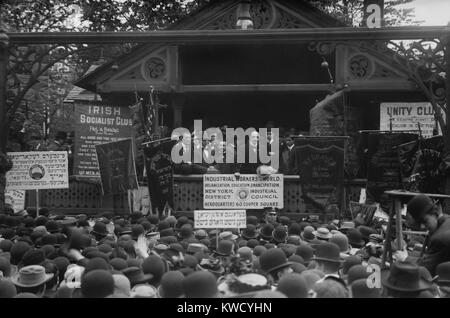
{"left": 0, "top": 193, "right": 449, "bottom": 298}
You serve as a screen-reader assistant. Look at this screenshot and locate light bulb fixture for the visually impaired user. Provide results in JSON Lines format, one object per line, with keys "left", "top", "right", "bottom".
{"left": 236, "top": 0, "right": 253, "bottom": 30}
{"left": 321, "top": 57, "right": 334, "bottom": 84}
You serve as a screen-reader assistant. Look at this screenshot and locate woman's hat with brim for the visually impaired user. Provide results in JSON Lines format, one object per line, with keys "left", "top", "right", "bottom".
{"left": 11, "top": 265, "right": 54, "bottom": 288}
{"left": 381, "top": 262, "right": 432, "bottom": 292}
{"left": 219, "top": 231, "right": 238, "bottom": 241}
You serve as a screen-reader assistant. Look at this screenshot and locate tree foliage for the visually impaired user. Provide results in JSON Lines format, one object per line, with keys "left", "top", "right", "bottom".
{"left": 307, "top": 0, "right": 420, "bottom": 26}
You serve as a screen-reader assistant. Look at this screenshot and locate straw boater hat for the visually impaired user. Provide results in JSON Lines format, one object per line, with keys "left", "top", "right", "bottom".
{"left": 11, "top": 265, "right": 53, "bottom": 288}
{"left": 313, "top": 227, "right": 332, "bottom": 240}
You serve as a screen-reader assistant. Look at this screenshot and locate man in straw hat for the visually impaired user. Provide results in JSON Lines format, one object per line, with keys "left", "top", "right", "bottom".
{"left": 11, "top": 265, "right": 54, "bottom": 297}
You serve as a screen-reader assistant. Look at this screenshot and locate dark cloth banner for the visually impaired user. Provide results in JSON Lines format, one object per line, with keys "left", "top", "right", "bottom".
{"left": 293, "top": 138, "right": 345, "bottom": 215}
{"left": 74, "top": 101, "right": 134, "bottom": 179}
{"left": 366, "top": 132, "right": 418, "bottom": 208}
{"left": 95, "top": 138, "right": 138, "bottom": 195}
{"left": 397, "top": 135, "right": 445, "bottom": 193}
{"left": 144, "top": 140, "right": 176, "bottom": 213}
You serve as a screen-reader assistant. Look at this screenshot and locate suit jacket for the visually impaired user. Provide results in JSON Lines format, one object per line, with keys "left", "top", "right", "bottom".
{"left": 279, "top": 145, "right": 295, "bottom": 174}
{"left": 418, "top": 215, "right": 450, "bottom": 275}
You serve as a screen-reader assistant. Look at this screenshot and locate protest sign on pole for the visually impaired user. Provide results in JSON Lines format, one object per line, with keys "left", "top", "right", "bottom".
{"left": 6, "top": 151, "right": 69, "bottom": 190}
{"left": 203, "top": 174, "right": 283, "bottom": 210}
{"left": 4, "top": 189, "right": 26, "bottom": 213}
{"left": 144, "top": 140, "right": 176, "bottom": 215}
{"left": 194, "top": 210, "right": 247, "bottom": 229}
{"left": 292, "top": 137, "right": 345, "bottom": 216}
{"left": 74, "top": 101, "right": 135, "bottom": 179}
{"left": 95, "top": 138, "right": 139, "bottom": 195}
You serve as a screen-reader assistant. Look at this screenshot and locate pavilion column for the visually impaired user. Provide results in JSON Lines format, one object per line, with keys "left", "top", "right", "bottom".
{"left": 172, "top": 95, "right": 185, "bottom": 128}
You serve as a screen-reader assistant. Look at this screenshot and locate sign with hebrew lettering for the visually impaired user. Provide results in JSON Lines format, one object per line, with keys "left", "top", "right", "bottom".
{"left": 203, "top": 174, "right": 283, "bottom": 209}
{"left": 5, "top": 189, "right": 26, "bottom": 213}
{"left": 6, "top": 151, "right": 68, "bottom": 190}
{"left": 194, "top": 210, "right": 247, "bottom": 229}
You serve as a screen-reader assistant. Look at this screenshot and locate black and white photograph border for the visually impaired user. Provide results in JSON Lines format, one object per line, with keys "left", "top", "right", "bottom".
{"left": 1, "top": 0, "right": 450, "bottom": 305}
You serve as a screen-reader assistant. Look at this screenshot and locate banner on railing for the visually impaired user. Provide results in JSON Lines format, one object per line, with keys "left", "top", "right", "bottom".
{"left": 292, "top": 138, "right": 345, "bottom": 214}
{"left": 144, "top": 140, "right": 176, "bottom": 213}
{"left": 95, "top": 138, "right": 139, "bottom": 195}
{"left": 74, "top": 101, "right": 134, "bottom": 179}
{"left": 6, "top": 151, "right": 68, "bottom": 190}
{"left": 203, "top": 174, "right": 283, "bottom": 209}
{"left": 194, "top": 210, "right": 247, "bottom": 229}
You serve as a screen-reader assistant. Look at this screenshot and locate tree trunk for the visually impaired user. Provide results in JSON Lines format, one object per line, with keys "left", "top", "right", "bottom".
{"left": 0, "top": 171, "right": 5, "bottom": 212}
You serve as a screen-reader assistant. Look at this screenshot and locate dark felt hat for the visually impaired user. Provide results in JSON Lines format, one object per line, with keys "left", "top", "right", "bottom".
{"left": 382, "top": 262, "right": 432, "bottom": 292}
{"left": 259, "top": 248, "right": 291, "bottom": 275}
{"left": 312, "top": 242, "right": 342, "bottom": 263}
{"left": 122, "top": 266, "right": 154, "bottom": 287}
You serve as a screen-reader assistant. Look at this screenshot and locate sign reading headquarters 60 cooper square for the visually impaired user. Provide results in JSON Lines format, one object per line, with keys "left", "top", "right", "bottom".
{"left": 203, "top": 174, "right": 283, "bottom": 209}
{"left": 74, "top": 101, "right": 134, "bottom": 178}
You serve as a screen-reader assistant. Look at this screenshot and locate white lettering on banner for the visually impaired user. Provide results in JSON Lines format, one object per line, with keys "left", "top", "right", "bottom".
{"left": 203, "top": 174, "right": 283, "bottom": 209}
{"left": 380, "top": 102, "right": 444, "bottom": 137}
{"left": 194, "top": 210, "right": 247, "bottom": 229}
{"left": 5, "top": 151, "right": 69, "bottom": 190}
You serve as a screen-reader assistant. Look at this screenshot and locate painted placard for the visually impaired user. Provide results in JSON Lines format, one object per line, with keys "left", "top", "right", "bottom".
{"left": 203, "top": 174, "right": 283, "bottom": 209}
{"left": 6, "top": 151, "right": 68, "bottom": 190}
{"left": 194, "top": 210, "right": 247, "bottom": 229}
{"left": 380, "top": 102, "right": 442, "bottom": 137}
{"left": 74, "top": 101, "right": 134, "bottom": 178}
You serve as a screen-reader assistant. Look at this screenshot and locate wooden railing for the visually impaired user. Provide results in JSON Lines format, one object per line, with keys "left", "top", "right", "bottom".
{"left": 173, "top": 175, "right": 366, "bottom": 214}
{"left": 25, "top": 175, "right": 366, "bottom": 216}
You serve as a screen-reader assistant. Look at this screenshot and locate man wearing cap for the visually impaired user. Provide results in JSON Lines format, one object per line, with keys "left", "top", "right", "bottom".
{"left": 406, "top": 194, "right": 450, "bottom": 275}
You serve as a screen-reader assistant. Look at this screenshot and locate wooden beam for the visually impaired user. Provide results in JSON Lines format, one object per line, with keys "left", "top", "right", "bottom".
{"left": 179, "top": 84, "right": 335, "bottom": 93}
{"left": 6, "top": 26, "right": 450, "bottom": 45}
